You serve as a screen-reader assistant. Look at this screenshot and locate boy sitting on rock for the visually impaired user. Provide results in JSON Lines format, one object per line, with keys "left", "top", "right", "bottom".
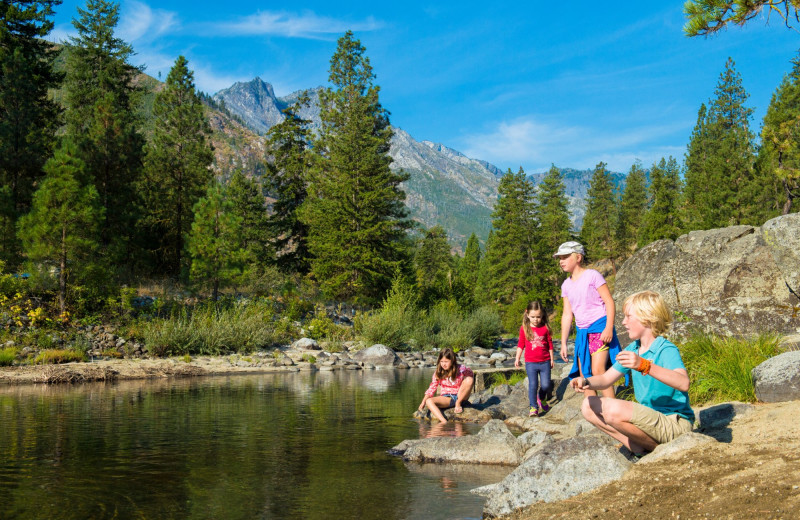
{"left": 570, "top": 290, "right": 694, "bottom": 455}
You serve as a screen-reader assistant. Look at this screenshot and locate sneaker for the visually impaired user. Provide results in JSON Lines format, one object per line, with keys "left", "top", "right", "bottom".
{"left": 529, "top": 407, "right": 539, "bottom": 417}
{"left": 539, "top": 399, "right": 550, "bottom": 413}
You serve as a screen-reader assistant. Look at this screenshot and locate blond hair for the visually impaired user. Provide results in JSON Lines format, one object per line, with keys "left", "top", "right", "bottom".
{"left": 623, "top": 291, "right": 672, "bottom": 336}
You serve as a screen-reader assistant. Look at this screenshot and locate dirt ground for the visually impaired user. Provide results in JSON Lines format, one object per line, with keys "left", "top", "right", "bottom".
{"left": 503, "top": 400, "right": 800, "bottom": 520}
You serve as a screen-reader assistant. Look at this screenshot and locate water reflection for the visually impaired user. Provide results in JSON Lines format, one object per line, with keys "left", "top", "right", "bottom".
{"left": 420, "top": 421, "right": 466, "bottom": 438}
{"left": 0, "top": 369, "right": 500, "bottom": 520}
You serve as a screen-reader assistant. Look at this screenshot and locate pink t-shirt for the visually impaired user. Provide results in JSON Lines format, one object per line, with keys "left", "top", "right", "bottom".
{"left": 561, "top": 269, "right": 608, "bottom": 329}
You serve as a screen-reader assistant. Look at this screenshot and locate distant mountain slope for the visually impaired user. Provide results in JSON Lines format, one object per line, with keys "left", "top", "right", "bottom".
{"left": 528, "top": 167, "right": 627, "bottom": 230}
{"left": 214, "top": 78, "right": 500, "bottom": 249}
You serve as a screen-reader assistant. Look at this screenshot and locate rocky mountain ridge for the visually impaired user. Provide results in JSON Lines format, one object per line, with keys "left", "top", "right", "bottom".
{"left": 212, "top": 77, "right": 627, "bottom": 247}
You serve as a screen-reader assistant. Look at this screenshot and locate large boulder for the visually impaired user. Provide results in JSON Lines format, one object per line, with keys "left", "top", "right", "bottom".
{"left": 351, "top": 344, "right": 399, "bottom": 367}
{"left": 752, "top": 350, "right": 800, "bottom": 402}
{"left": 478, "top": 436, "right": 631, "bottom": 518}
{"left": 637, "top": 432, "right": 717, "bottom": 464}
{"left": 613, "top": 213, "right": 800, "bottom": 343}
{"left": 390, "top": 420, "right": 524, "bottom": 465}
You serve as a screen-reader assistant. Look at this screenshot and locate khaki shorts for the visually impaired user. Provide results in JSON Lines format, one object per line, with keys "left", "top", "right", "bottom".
{"left": 630, "top": 402, "right": 693, "bottom": 445}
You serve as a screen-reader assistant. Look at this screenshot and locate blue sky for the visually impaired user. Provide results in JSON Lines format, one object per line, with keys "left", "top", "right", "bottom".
{"left": 49, "top": 1, "right": 800, "bottom": 174}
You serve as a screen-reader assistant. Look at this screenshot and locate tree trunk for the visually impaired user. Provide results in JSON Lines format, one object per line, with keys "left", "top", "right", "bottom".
{"left": 59, "top": 225, "right": 67, "bottom": 315}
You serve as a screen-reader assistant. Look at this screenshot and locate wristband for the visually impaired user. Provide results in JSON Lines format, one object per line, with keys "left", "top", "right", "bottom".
{"left": 636, "top": 358, "right": 652, "bottom": 376}
{"left": 583, "top": 378, "right": 590, "bottom": 389}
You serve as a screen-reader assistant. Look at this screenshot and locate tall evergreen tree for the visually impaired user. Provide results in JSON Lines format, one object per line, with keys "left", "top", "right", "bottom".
{"left": 457, "top": 232, "right": 481, "bottom": 300}
{"left": 758, "top": 48, "right": 800, "bottom": 215}
{"left": 580, "top": 162, "right": 619, "bottom": 272}
{"left": 299, "top": 31, "right": 411, "bottom": 303}
{"left": 187, "top": 182, "right": 246, "bottom": 301}
{"left": 63, "top": 0, "right": 144, "bottom": 263}
{"left": 641, "top": 157, "right": 683, "bottom": 244}
{"left": 482, "top": 168, "right": 537, "bottom": 305}
{"left": 683, "top": 58, "right": 757, "bottom": 230}
{"left": 413, "top": 225, "right": 453, "bottom": 306}
{"left": 0, "top": 0, "right": 62, "bottom": 265}
{"left": 228, "top": 170, "right": 270, "bottom": 267}
{"left": 264, "top": 99, "right": 311, "bottom": 274}
{"left": 533, "top": 164, "right": 572, "bottom": 300}
{"left": 616, "top": 161, "right": 648, "bottom": 258}
{"left": 141, "top": 55, "right": 213, "bottom": 277}
{"left": 17, "top": 141, "right": 103, "bottom": 313}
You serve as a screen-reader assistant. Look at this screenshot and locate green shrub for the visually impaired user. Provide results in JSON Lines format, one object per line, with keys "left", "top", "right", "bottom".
{"left": 0, "top": 347, "right": 17, "bottom": 366}
{"left": 463, "top": 305, "right": 502, "bottom": 348}
{"left": 33, "top": 349, "right": 86, "bottom": 364}
{"left": 680, "top": 332, "right": 783, "bottom": 404}
{"left": 142, "top": 302, "right": 285, "bottom": 357}
{"left": 358, "top": 306, "right": 417, "bottom": 350}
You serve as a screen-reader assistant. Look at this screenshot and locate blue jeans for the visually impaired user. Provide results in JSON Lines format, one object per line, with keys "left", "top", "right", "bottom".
{"left": 525, "top": 361, "right": 552, "bottom": 407}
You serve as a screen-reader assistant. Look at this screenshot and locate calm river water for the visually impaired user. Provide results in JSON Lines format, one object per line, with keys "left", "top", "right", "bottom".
{"left": 0, "top": 369, "right": 513, "bottom": 520}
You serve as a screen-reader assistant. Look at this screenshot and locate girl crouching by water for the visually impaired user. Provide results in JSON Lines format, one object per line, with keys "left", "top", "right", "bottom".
{"left": 418, "top": 348, "right": 474, "bottom": 423}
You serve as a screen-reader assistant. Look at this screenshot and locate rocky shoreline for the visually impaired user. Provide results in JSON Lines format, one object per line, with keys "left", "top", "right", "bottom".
{"left": 0, "top": 339, "right": 524, "bottom": 386}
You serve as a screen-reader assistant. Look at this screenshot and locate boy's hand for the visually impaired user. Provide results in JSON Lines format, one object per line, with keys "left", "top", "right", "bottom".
{"left": 616, "top": 351, "right": 641, "bottom": 370}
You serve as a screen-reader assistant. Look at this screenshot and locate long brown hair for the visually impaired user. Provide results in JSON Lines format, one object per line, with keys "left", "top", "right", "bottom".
{"left": 522, "top": 301, "right": 550, "bottom": 341}
{"left": 434, "top": 348, "right": 459, "bottom": 381}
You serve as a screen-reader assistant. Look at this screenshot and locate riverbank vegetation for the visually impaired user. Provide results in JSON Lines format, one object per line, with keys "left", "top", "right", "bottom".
{"left": 0, "top": 2, "right": 793, "bottom": 402}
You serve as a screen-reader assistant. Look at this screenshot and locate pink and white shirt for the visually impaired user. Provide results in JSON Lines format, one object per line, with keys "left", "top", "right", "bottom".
{"left": 425, "top": 364, "right": 474, "bottom": 397}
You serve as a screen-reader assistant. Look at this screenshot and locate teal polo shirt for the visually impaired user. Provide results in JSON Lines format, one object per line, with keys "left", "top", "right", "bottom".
{"left": 612, "top": 337, "right": 695, "bottom": 422}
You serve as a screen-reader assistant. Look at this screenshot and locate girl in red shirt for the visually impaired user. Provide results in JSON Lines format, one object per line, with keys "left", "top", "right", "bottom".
{"left": 515, "top": 301, "right": 555, "bottom": 416}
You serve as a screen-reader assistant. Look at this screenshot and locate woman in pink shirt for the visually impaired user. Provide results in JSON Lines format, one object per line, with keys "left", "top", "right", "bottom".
{"left": 554, "top": 241, "right": 621, "bottom": 398}
{"left": 418, "top": 348, "right": 474, "bottom": 423}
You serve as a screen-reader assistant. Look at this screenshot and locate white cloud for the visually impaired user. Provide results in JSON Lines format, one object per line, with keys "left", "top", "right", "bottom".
{"left": 216, "top": 10, "right": 382, "bottom": 39}
{"left": 192, "top": 64, "right": 250, "bottom": 95}
{"left": 45, "top": 23, "right": 76, "bottom": 44}
{"left": 460, "top": 116, "right": 689, "bottom": 173}
{"left": 119, "top": 1, "right": 179, "bottom": 43}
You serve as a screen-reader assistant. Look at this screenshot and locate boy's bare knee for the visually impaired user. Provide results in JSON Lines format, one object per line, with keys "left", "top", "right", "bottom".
{"left": 581, "top": 395, "right": 598, "bottom": 420}
{"left": 602, "top": 400, "right": 628, "bottom": 425}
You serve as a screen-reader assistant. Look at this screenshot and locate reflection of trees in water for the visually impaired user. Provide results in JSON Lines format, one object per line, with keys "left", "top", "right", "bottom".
{"left": 0, "top": 370, "right": 439, "bottom": 520}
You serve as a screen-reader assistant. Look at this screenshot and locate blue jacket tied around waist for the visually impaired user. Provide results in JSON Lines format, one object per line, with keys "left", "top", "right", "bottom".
{"left": 568, "top": 316, "right": 624, "bottom": 381}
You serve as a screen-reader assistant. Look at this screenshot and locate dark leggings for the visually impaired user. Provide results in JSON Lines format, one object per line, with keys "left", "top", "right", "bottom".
{"left": 525, "top": 361, "right": 552, "bottom": 407}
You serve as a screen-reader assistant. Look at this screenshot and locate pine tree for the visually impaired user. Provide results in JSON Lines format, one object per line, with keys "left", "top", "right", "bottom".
{"left": 580, "top": 162, "right": 619, "bottom": 272}
{"left": 228, "top": 170, "right": 270, "bottom": 267}
{"left": 641, "top": 157, "right": 684, "bottom": 244}
{"left": 413, "top": 225, "right": 453, "bottom": 306}
{"left": 17, "top": 141, "right": 103, "bottom": 313}
{"left": 616, "top": 161, "right": 648, "bottom": 258}
{"left": 683, "top": 58, "right": 757, "bottom": 230}
{"left": 758, "top": 49, "right": 800, "bottom": 215}
{"left": 683, "top": 103, "right": 709, "bottom": 229}
{"left": 264, "top": 99, "right": 311, "bottom": 274}
{"left": 457, "top": 233, "right": 481, "bottom": 299}
{"left": 187, "top": 182, "right": 246, "bottom": 301}
{"left": 482, "top": 168, "right": 537, "bottom": 305}
{"left": 63, "top": 0, "right": 144, "bottom": 262}
{"left": 299, "top": 31, "right": 411, "bottom": 303}
{"left": 0, "top": 0, "right": 62, "bottom": 265}
{"left": 534, "top": 164, "right": 572, "bottom": 300}
{"left": 141, "top": 55, "right": 213, "bottom": 277}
